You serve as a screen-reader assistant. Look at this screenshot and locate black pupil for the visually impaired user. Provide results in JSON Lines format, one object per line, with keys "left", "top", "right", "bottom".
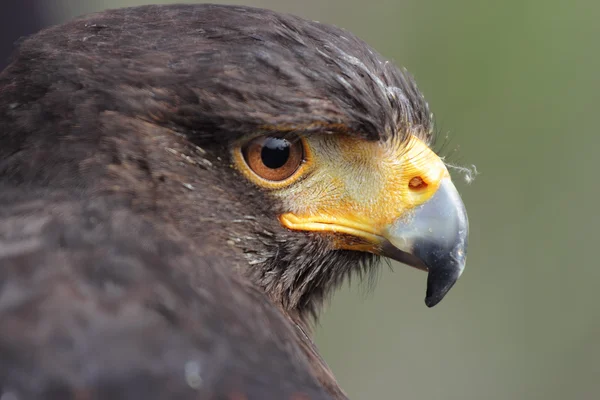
{"left": 261, "top": 138, "right": 291, "bottom": 169}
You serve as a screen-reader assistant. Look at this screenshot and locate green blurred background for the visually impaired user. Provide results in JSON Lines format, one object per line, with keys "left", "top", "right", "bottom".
{"left": 4, "top": 0, "right": 599, "bottom": 398}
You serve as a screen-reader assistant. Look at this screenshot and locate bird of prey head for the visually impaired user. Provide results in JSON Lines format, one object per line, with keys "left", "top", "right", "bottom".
{"left": 0, "top": 4, "right": 468, "bottom": 399}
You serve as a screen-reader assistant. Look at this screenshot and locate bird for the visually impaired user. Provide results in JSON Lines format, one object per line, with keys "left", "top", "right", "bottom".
{"left": 0, "top": 4, "right": 469, "bottom": 400}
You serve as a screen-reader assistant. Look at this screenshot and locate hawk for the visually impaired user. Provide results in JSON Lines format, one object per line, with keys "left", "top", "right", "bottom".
{"left": 0, "top": 4, "right": 468, "bottom": 399}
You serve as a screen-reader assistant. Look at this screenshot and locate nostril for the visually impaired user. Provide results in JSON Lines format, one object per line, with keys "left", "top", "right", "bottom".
{"left": 408, "top": 176, "right": 428, "bottom": 191}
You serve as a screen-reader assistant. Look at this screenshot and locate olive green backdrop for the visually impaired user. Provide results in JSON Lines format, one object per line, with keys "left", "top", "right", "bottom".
{"left": 37, "top": 1, "right": 600, "bottom": 398}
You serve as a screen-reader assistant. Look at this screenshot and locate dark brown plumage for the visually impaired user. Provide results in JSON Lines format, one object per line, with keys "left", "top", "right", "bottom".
{"left": 0, "top": 4, "right": 468, "bottom": 400}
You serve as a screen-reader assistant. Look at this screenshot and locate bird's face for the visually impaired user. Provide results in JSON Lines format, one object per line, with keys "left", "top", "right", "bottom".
{"left": 6, "top": 5, "right": 469, "bottom": 315}
{"left": 148, "top": 8, "right": 474, "bottom": 312}
{"left": 231, "top": 129, "right": 467, "bottom": 308}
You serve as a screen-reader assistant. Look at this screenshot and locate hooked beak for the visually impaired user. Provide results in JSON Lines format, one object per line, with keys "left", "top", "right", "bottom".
{"left": 278, "top": 134, "right": 469, "bottom": 307}
{"left": 383, "top": 178, "right": 468, "bottom": 307}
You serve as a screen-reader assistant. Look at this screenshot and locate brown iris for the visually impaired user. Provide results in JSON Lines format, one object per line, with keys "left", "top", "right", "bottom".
{"left": 242, "top": 135, "right": 304, "bottom": 182}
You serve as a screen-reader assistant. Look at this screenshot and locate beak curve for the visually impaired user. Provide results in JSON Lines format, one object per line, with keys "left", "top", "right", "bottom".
{"left": 275, "top": 134, "right": 469, "bottom": 307}
{"left": 383, "top": 178, "right": 469, "bottom": 307}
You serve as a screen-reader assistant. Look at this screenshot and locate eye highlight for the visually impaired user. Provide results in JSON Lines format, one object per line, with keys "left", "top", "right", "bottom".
{"left": 235, "top": 134, "right": 309, "bottom": 187}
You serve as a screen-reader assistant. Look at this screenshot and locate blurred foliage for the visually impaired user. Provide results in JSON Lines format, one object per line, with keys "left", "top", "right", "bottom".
{"left": 28, "top": 0, "right": 600, "bottom": 398}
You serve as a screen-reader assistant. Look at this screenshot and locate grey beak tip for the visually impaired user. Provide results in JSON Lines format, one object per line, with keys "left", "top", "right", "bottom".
{"left": 424, "top": 266, "right": 461, "bottom": 307}
{"left": 384, "top": 178, "right": 469, "bottom": 307}
{"left": 425, "top": 297, "right": 440, "bottom": 308}
{"left": 424, "top": 286, "right": 452, "bottom": 308}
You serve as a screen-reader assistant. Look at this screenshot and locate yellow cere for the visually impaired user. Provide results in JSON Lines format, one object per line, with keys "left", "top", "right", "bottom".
{"left": 234, "top": 132, "right": 449, "bottom": 252}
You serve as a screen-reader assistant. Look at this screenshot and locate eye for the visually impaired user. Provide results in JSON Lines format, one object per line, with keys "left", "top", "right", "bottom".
{"left": 241, "top": 135, "right": 305, "bottom": 182}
